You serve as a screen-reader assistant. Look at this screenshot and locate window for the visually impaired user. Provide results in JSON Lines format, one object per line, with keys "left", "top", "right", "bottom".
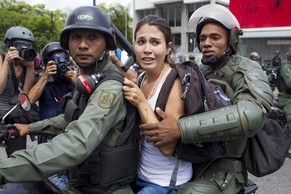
{"left": 187, "top": 2, "right": 208, "bottom": 20}
{"left": 161, "top": 6, "right": 181, "bottom": 27}
{"left": 188, "top": 33, "right": 195, "bottom": 52}
{"left": 139, "top": 9, "right": 156, "bottom": 20}
{"left": 172, "top": 33, "right": 181, "bottom": 50}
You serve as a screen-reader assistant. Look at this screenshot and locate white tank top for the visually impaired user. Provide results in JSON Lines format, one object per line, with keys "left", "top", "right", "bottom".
{"left": 138, "top": 68, "right": 193, "bottom": 186}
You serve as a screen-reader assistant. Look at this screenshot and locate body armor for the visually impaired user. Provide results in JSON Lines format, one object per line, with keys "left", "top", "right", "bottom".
{"left": 61, "top": 72, "right": 138, "bottom": 192}
{"left": 179, "top": 55, "right": 273, "bottom": 157}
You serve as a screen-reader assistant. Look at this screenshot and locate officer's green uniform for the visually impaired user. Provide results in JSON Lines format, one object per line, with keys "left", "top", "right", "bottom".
{"left": 0, "top": 59, "right": 134, "bottom": 194}
{"left": 177, "top": 56, "right": 273, "bottom": 194}
{"left": 278, "top": 60, "right": 291, "bottom": 120}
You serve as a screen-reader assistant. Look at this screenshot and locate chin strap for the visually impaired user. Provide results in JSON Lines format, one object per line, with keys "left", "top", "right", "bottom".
{"left": 201, "top": 48, "right": 232, "bottom": 66}
{"left": 77, "top": 50, "right": 108, "bottom": 69}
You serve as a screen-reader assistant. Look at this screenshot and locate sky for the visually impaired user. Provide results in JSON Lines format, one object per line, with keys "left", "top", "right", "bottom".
{"left": 18, "top": 0, "right": 132, "bottom": 13}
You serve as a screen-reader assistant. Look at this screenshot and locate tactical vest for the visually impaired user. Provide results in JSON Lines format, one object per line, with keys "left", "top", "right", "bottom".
{"left": 61, "top": 70, "right": 139, "bottom": 192}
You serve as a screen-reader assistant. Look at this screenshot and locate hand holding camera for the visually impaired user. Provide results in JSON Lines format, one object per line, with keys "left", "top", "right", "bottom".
{"left": 50, "top": 54, "right": 70, "bottom": 76}
{"left": 43, "top": 61, "right": 58, "bottom": 80}
{"left": 4, "top": 47, "right": 19, "bottom": 64}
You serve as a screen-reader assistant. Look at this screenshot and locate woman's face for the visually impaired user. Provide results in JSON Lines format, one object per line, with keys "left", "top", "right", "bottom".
{"left": 134, "top": 24, "right": 171, "bottom": 73}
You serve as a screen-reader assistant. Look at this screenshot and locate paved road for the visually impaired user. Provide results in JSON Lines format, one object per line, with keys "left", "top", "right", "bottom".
{"left": 248, "top": 157, "right": 291, "bottom": 194}
{"left": 1, "top": 137, "right": 291, "bottom": 193}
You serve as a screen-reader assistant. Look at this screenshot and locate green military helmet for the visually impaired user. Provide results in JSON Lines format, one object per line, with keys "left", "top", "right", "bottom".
{"left": 60, "top": 6, "right": 116, "bottom": 51}
{"left": 188, "top": 4, "right": 243, "bottom": 55}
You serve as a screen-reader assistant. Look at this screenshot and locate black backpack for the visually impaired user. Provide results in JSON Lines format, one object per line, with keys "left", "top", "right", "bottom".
{"left": 201, "top": 64, "right": 291, "bottom": 177}
{"left": 155, "top": 61, "right": 231, "bottom": 164}
{"left": 154, "top": 61, "right": 231, "bottom": 193}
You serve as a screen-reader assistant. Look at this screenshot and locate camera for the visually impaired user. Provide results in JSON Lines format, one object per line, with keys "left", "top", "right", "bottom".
{"left": 50, "top": 54, "right": 70, "bottom": 75}
{"left": 17, "top": 45, "right": 37, "bottom": 61}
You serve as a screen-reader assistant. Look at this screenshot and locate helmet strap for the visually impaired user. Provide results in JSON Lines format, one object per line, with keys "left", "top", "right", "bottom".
{"left": 78, "top": 50, "right": 108, "bottom": 69}
{"left": 201, "top": 47, "right": 231, "bottom": 66}
{"left": 97, "top": 50, "right": 108, "bottom": 64}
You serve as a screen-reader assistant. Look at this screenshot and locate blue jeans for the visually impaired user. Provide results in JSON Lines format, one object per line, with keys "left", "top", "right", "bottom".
{"left": 136, "top": 179, "right": 180, "bottom": 194}
{"left": 46, "top": 138, "right": 69, "bottom": 190}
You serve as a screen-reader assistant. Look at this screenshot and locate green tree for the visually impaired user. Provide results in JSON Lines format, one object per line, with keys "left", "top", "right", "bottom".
{"left": 0, "top": 1, "right": 133, "bottom": 54}
{"left": 98, "top": 3, "right": 133, "bottom": 47}
{"left": 0, "top": 0, "right": 66, "bottom": 53}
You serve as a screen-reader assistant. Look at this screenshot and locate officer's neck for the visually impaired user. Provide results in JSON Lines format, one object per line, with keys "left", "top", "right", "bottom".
{"left": 79, "top": 65, "right": 96, "bottom": 76}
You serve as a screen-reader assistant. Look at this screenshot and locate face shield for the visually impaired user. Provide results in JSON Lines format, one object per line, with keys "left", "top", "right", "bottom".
{"left": 188, "top": 4, "right": 243, "bottom": 56}
{"left": 188, "top": 4, "right": 241, "bottom": 32}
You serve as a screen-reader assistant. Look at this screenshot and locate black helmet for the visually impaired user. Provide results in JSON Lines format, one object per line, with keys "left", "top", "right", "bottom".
{"left": 60, "top": 6, "right": 116, "bottom": 50}
{"left": 188, "top": 4, "right": 243, "bottom": 55}
{"left": 42, "top": 42, "right": 68, "bottom": 65}
{"left": 4, "top": 26, "right": 34, "bottom": 46}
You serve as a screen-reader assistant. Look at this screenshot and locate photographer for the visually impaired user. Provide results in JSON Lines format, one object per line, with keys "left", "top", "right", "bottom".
{"left": 27, "top": 41, "right": 76, "bottom": 191}
{"left": 28, "top": 41, "right": 76, "bottom": 111}
{"left": 0, "top": 26, "right": 36, "bottom": 156}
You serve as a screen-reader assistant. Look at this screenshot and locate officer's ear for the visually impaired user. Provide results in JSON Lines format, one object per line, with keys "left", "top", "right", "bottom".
{"left": 75, "top": 73, "right": 104, "bottom": 95}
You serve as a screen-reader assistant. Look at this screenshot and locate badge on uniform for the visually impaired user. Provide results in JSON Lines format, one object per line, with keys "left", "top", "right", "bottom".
{"left": 98, "top": 90, "right": 116, "bottom": 109}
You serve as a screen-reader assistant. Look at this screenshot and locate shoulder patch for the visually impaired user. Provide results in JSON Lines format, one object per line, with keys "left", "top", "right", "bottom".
{"left": 98, "top": 90, "right": 116, "bottom": 109}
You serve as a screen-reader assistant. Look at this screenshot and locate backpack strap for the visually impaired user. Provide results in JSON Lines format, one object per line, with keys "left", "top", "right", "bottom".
{"left": 167, "top": 156, "right": 180, "bottom": 194}
{"left": 99, "top": 70, "right": 139, "bottom": 146}
{"left": 155, "top": 61, "right": 216, "bottom": 193}
{"left": 183, "top": 61, "right": 209, "bottom": 111}
{"left": 101, "top": 70, "right": 124, "bottom": 84}
{"left": 155, "top": 61, "right": 209, "bottom": 118}
{"left": 155, "top": 66, "right": 178, "bottom": 120}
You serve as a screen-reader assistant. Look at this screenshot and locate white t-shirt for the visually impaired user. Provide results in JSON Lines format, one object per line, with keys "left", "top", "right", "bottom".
{"left": 138, "top": 69, "right": 193, "bottom": 186}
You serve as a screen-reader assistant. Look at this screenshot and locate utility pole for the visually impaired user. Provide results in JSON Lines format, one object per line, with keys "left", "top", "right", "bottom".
{"left": 50, "top": 12, "right": 54, "bottom": 41}
{"left": 93, "top": 0, "right": 96, "bottom": 6}
{"left": 125, "top": 11, "right": 127, "bottom": 39}
{"left": 35, "top": 8, "right": 54, "bottom": 41}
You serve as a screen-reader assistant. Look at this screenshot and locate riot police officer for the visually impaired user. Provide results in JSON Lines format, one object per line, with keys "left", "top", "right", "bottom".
{"left": 0, "top": 6, "right": 136, "bottom": 194}
{"left": 140, "top": 4, "right": 273, "bottom": 194}
{"left": 272, "top": 50, "right": 282, "bottom": 69}
{"left": 249, "top": 51, "right": 260, "bottom": 63}
{"left": 277, "top": 48, "right": 291, "bottom": 121}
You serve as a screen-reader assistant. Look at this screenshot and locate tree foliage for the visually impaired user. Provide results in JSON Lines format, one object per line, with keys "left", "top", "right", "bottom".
{"left": 0, "top": 0, "right": 133, "bottom": 53}
{"left": 98, "top": 3, "right": 133, "bottom": 46}
{"left": 0, "top": 0, "right": 66, "bottom": 53}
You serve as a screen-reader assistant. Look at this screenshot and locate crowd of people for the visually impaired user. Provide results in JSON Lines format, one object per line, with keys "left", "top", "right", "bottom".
{"left": 0, "top": 3, "right": 289, "bottom": 194}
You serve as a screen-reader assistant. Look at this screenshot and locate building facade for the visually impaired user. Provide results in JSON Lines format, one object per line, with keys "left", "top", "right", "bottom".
{"left": 231, "top": 0, "right": 291, "bottom": 62}
{"left": 133, "top": 0, "right": 291, "bottom": 63}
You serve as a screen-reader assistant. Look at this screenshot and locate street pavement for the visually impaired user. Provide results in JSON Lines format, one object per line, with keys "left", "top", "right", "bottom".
{"left": 1, "top": 137, "right": 291, "bottom": 193}
{"left": 248, "top": 157, "right": 291, "bottom": 194}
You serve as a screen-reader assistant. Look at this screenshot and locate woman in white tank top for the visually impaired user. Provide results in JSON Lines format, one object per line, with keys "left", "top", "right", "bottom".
{"left": 122, "top": 15, "right": 193, "bottom": 194}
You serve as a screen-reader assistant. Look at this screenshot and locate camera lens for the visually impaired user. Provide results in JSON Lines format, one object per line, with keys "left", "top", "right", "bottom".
{"left": 19, "top": 48, "right": 36, "bottom": 61}
{"left": 58, "top": 63, "right": 68, "bottom": 73}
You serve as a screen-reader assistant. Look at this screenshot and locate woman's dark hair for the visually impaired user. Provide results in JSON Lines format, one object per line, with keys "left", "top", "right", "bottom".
{"left": 134, "top": 15, "right": 175, "bottom": 66}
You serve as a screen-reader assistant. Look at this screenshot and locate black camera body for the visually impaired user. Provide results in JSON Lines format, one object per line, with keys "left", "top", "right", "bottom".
{"left": 53, "top": 55, "right": 71, "bottom": 75}
{"left": 17, "top": 45, "right": 36, "bottom": 61}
